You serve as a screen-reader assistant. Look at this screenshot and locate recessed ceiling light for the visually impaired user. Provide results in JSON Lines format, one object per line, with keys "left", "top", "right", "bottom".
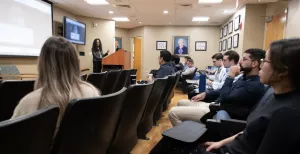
{"left": 164, "top": 10, "right": 169, "bottom": 14}
{"left": 85, "top": 0, "right": 109, "bottom": 5}
{"left": 109, "top": 11, "right": 114, "bottom": 14}
{"left": 192, "top": 16, "right": 210, "bottom": 22}
{"left": 223, "top": 10, "right": 228, "bottom": 13}
{"left": 169, "top": 22, "right": 171, "bottom": 24}
{"left": 139, "top": 22, "right": 142, "bottom": 24}
{"left": 112, "top": 17, "right": 130, "bottom": 22}
{"left": 198, "top": 0, "right": 222, "bottom": 3}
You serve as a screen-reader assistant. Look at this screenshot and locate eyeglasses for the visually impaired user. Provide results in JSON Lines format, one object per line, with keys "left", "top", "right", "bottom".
{"left": 261, "top": 59, "right": 271, "bottom": 65}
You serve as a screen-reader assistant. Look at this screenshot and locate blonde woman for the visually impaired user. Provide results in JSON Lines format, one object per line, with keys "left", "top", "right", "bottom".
{"left": 11, "top": 37, "right": 100, "bottom": 124}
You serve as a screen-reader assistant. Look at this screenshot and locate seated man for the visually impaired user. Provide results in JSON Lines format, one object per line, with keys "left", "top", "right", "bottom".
{"left": 206, "top": 53, "right": 227, "bottom": 91}
{"left": 148, "top": 50, "right": 175, "bottom": 82}
{"left": 168, "top": 48, "right": 266, "bottom": 126}
{"left": 188, "top": 50, "right": 241, "bottom": 98}
{"left": 181, "top": 59, "right": 196, "bottom": 76}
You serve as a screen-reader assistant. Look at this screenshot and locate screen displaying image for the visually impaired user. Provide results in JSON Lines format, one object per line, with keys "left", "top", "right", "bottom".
{"left": 0, "top": 0, "right": 52, "bottom": 56}
{"left": 64, "top": 17, "right": 86, "bottom": 45}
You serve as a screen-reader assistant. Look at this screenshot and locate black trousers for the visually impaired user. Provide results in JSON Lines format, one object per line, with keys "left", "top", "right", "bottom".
{"left": 93, "top": 60, "right": 102, "bottom": 73}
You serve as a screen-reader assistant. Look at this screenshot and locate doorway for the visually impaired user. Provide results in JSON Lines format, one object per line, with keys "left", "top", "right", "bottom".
{"left": 264, "top": 11, "right": 287, "bottom": 50}
{"left": 133, "top": 37, "right": 141, "bottom": 80}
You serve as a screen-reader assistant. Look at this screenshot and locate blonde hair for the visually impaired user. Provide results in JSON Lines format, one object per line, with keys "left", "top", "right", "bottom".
{"left": 35, "top": 36, "right": 92, "bottom": 117}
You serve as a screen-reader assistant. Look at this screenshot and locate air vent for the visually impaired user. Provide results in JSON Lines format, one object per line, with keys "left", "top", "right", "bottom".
{"left": 116, "top": 5, "right": 131, "bottom": 9}
{"left": 178, "top": 4, "right": 193, "bottom": 8}
{"left": 114, "top": 0, "right": 124, "bottom": 2}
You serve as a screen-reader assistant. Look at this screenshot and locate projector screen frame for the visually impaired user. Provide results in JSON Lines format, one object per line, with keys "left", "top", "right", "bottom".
{"left": 63, "top": 16, "right": 87, "bottom": 45}
{"left": 0, "top": 0, "right": 54, "bottom": 58}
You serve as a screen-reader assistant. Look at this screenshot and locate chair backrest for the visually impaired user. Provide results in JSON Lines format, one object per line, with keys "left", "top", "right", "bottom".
{"left": 51, "top": 88, "right": 127, "bottom": 154}
{"left": 86, "top": 72, "right": 107, "bottom": 92}
{"left": 102, "top": 70, "right": 122, "bottom": 95}
{"left": 137, "top": 77, "right": 168, "bottom": 138}
{"left": 153, "top": 74, "right": 176, "bottom": 124}
{"left": 115, "top": 70, "right": 131, "bottom": 91}
{"left": 127, "top": 69, "right": 137, "bottom": 86}
{"left": 107, "top": 83, "right": 154, "bottom": 154}
{"left": 163, "top": 72, "right": 180, "bottom": 111}
{"left": 0, "top": 80, "right": 35, "bottom": 121}
{"left": 0, "top": 105, "right": 59, "bottom": 154}
{"left": 80, "top": 74, "right": 88, "bottom": 81}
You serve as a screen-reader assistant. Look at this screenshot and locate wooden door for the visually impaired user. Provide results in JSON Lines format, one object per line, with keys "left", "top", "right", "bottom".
{"left": 133, "top": 37, "right": 142, "bottom": 80}
{"left": 264, "top": 12, "right": 286, "bottom": 50}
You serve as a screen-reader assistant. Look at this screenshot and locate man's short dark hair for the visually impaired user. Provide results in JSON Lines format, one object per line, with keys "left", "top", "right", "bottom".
{"left": 187, "top": 59, "right": 194, "bottom": 64}
{"left": 244, "top": 48, "right": 266, "bottom": 66}
{"left": 211, "top": 53, "right": 223, "bottom": 60}
{"left": 224, "top": 50, "right": 240, "bottom": 64}
{"left": 184, "top": 56, "right": 191, "bottom": 60}
{"left": 172, "top": 54, "right": 180, "bottom": 64}
{"left": 160, "top": 50, "right": 172, "bottom": 62}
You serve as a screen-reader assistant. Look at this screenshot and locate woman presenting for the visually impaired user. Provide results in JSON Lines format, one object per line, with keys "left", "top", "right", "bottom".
{"left": 92, "top": 38, "right": 109, "bottom": 73}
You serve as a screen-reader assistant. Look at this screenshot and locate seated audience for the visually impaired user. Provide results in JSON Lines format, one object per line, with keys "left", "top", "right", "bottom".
{"left": 188, "top": 50, "right": 241, "bottom": 99}
{"left": 172, "top": 55, "right": 184, "bottom": 71}
{"left": 11, "top": 37, "right": 100, "bottom": 129}
{"left": 169, "top": 48, "right": 266, "bottom": 126}
{"left": 203, "top": 38, "right": 300, "bottom": 154}
{"left": 183, "top": 56, "right": 191, "bottom": 70}
{"left": 148, "top": 50, "right": 175, "bottom": 82}
{"left": 181, "top": 59, "right": 196, "bottom": 76}
{"left": 206, "top": 53, "right": 227, "bottom": 91}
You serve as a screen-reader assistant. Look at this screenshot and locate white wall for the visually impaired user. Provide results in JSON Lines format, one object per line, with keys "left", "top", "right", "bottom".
{"left": 220, "top": 5, "right": 246, "bottom": 56}
{"left": 115, "top": 28, "right": 130, "bottom": 51}
{"left": 141, "top": 26, "right": 219, "bottom": 79}
{"left": 243, "top": 4, "right": 266, "bottom": 52}
{"left": 286, "top": 0, "right": 300, "bottom": 38}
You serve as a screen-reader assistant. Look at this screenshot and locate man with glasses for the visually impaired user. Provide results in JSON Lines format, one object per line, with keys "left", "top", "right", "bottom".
{"left": 168, "top": 49, "right": 266, "bottom": 126}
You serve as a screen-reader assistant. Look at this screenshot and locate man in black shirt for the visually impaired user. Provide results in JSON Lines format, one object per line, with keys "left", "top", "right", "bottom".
{"left": 148, "top": 50, "right": 175, "bottom": 82}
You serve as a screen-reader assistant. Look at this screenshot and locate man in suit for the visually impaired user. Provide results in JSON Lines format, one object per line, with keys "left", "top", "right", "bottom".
{"left": 174, "top": 39, "right": 188, "bottom": 55}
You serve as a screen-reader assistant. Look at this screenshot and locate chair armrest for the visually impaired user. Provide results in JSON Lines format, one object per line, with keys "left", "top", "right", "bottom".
{"left": 209, "top": 104, "right": 223, "bottom": 112}
{"left": 206, "top": 119, "right": 246, "bottom": 139}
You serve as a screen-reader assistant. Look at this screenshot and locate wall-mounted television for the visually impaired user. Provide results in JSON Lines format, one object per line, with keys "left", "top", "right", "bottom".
{"left": 63, "top": 16, "right": 86, "bottom": 45}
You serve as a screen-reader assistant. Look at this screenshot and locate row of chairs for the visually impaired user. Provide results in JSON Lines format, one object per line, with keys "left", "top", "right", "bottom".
{"left": 83, "top": 69, "right": 137, "bottom": 95}
{"left": 0, "top": 71, "right": 180, "bottom": 154}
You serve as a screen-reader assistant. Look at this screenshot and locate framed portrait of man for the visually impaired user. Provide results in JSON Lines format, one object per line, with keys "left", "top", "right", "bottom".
{"left": 115, "top": 37, "right": 122, "bottom": 51}
{"left": 173, "top": 36, "right": 189, "bottom": 55}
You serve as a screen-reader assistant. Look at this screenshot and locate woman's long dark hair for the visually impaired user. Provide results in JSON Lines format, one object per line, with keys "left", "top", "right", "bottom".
{"left": 269, "top": 38, "right": 300, "bottom": 91}
{"left": 92, "top": 38, "right": 102, "bottom": 52}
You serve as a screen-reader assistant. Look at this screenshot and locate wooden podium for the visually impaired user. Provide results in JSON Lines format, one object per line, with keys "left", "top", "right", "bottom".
{"left": 102, "top": 50, "right": 131, "bottom": 70}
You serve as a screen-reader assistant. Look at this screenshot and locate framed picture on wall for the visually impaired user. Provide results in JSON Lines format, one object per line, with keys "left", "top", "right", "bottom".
{"left": 173, "top": 36, "right": 189, "bottom": 55}
{"left": 195, "top": 41, "right": 207, "bottom": 51}
{"left": 220, "top": 28, "right": 223, "bottom": 39}
{"left": 156, "top": 41, "right": 167, "bottom": 50}
{"left": 223, "top": 40, "right": 227, "bottom": 51}
{"left": 219, "top": 41, "right": 222, "bottom": 52}
{"left": 227, "top": 37, "right": 232, "bottom": 49}
{"left": 223, "top": 24, "right": 228, "bottom": 37}
{"left": 234, "top": 15, "right": 240, "bottom": 31}
{"left": 228, "top": 21, "right": 233, "bottom": 34}
{"left": 233, "top": 34, "right": 239, "bottom": 48}
{"left": 115, "top": 37, "right": 123, "bottom": 51}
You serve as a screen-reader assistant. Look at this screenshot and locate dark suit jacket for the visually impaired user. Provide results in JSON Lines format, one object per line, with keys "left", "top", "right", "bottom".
{"left": 174, "top": 46, "right": 188, "bottom": 55}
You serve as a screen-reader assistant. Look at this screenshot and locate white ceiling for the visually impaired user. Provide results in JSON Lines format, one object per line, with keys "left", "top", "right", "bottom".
{"left": 50, "top": 0, "right": 279, "bottom": 28}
